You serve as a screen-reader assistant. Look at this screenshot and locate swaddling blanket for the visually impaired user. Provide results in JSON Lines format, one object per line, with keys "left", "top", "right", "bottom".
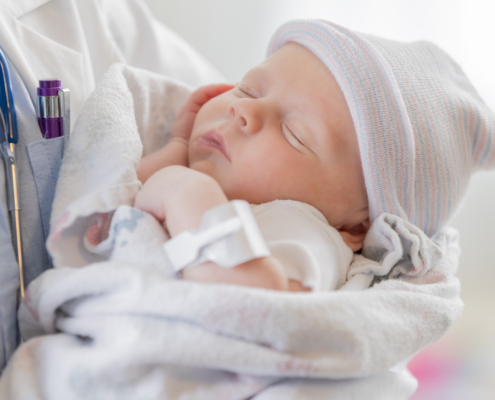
{"left": 0, "top": 64, "right": 464, "bottom": 400}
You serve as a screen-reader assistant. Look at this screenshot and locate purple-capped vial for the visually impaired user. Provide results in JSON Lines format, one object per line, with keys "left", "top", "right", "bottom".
{"left": 38, "top": 79, "right": 64, "bottom": 139}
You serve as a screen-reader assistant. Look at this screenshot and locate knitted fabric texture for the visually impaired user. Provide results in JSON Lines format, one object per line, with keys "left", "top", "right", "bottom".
{"left": 268, "top": 19, "right": 495, "bottom": 237}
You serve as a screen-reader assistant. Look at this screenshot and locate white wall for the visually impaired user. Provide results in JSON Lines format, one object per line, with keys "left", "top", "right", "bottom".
{"left": 144, "top": 0, "right": 495, "bottom": 391}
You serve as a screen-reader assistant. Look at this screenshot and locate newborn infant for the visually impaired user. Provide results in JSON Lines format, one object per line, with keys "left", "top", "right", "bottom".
{"left": 85, "top": 16, "right": 494, "bottom": 294}
{"left": 131, "top": 42, "right": 369, "bottom": 292}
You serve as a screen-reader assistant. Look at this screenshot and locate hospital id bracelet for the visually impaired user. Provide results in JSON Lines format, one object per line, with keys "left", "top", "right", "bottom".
{"left": 163, "top": 200, "right": 270, "bottom": 273}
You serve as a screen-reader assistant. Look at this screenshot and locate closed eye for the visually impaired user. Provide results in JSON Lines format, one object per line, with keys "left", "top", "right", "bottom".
{"left": 282, "top": 123, "right": 305, "bottom": 150}
{"left": 236, "top": 84, "right": 259, "bottom": 98}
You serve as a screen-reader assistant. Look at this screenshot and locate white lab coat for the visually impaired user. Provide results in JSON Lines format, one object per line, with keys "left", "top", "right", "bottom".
{"left": 0, "top": 0, "right": 224, "bottom": 128}
{"left": 0, "top": 0, "right": 221, "bottom": 383}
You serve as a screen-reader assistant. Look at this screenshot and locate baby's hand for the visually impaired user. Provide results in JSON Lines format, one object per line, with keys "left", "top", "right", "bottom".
{"left": 135, "top": 166, "right": 202, "bottom": 223}
{"left": 172, "top": 83, "right": 234, "bottom": 141}
{"left": 137, "top": 84, "right": 233, "bottom": 183}
{"left": 134, "top": 165, "right": 227, "bottom": 232}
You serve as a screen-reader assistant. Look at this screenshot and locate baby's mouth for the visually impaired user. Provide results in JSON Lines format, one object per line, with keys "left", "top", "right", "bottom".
{"left": 197, "top": 131, "right": 231, "bottom": 161}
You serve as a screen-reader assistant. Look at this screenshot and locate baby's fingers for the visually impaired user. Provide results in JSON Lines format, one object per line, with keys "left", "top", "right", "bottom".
{"left": 187, "top": 83, "right": 235, "bottom": 113}
{"left": 172, "top": 83, "right": 234, "bottom": 140}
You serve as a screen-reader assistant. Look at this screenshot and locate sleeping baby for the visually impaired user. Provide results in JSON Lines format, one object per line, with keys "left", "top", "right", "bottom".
{"left": 85, "top": 18, "right": 495, "bottom": 293}
{"left": 132, "top": 40, "right": 366, "bottom": 292}
{"left": 85, "top": 40, "right": 359, "bottom": 292}
{"left": 18, "top": 19, "right": 493, "bottom": 399}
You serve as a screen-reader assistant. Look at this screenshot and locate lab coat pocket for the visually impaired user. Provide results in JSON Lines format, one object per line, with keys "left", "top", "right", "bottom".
{"left": 26, "top": 136, "right": 64, "bottom": 241}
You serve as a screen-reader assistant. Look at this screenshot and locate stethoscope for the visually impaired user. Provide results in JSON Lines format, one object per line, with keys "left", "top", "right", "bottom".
{"left": 0, "top": 47, "right": 25, "bottom": 298}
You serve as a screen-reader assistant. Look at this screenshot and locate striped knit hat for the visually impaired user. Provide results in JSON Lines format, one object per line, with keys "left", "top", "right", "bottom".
{"left": 268, "top": 19, "right": 495, "bottom": 237}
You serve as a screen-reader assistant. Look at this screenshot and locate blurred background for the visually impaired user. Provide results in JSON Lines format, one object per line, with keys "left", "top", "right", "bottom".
{"left": 144, "top": 1, "right": 495, "bottom": 398}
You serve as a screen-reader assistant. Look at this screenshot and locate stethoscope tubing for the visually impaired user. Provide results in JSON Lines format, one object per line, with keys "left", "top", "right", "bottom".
{"left": 0, "top": 47, "right": 25, "bottom": 299}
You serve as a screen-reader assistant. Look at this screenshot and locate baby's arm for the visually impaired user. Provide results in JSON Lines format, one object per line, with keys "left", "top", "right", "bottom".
{"left": 137, "top": 83, "right": 234, "bottom": 183}
{"left": 135, "top": 166, "right": 291, "bottom": 291}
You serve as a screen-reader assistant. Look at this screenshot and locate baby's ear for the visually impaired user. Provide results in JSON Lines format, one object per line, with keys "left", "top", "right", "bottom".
{"left": 338, "top": 218, "right": 370, "bottom": 252}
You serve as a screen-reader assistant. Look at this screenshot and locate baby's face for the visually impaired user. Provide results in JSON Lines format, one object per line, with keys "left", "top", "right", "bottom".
{"left": 189, "top": 42, "right": 368, "bottom": 229}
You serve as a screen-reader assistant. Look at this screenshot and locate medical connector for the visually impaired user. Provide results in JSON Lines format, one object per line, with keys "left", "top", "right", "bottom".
{"left": 163, "top": 200, "right": 271, "bottom": 273}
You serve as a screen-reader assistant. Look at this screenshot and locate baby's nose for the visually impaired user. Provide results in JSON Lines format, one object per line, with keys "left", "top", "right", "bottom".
{"left": 233, "top": 112, "right": 247, "bottom": 128}
{"left": 228, "top": 99, "right": 262, "bottom": 135}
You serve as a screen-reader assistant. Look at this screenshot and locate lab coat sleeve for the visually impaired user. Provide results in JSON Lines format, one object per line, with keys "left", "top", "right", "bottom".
{"left": 98, "top": 0, "right": 226, "bottom": 87}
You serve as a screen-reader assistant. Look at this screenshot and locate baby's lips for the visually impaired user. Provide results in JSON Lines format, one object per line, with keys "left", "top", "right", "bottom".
{"left": 198, "top": 130, "right": 231, "bottom": 161}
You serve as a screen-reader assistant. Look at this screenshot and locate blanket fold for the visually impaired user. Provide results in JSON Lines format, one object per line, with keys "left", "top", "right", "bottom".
{"left": 0, "top": 64, "right": 463, "bottom": 400}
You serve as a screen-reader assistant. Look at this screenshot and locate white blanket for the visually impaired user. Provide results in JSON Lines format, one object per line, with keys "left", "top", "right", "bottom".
{"left": 0, "top": 64, "right": 464, "bottom": 400}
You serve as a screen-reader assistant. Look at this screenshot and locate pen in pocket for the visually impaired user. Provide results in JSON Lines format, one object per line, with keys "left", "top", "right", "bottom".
{"left": 37, "top": 79, "right": 70, "bottom": 140}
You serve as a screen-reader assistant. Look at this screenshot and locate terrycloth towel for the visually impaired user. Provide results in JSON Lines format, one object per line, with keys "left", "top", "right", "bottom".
{"left": 0, "top": 64, "right": 463, "bottom": 399}
{"left": 46, "top": 63, "right": 191, "bottom": 269}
